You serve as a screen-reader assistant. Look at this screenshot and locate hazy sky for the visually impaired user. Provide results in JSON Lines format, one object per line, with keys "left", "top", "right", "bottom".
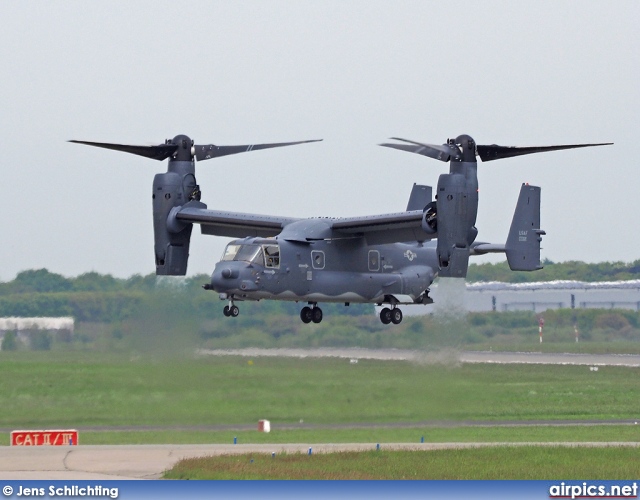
{"left": 1, "top": 1, "right": 637, "bottom": 280}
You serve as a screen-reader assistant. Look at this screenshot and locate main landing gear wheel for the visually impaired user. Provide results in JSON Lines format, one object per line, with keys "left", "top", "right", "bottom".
{"left": 223, "top": 305, "right": 239, "bottom": 317}
{"left": 300, "top": 305, "right": 323, "bottom": 324}
{"left": 380, "top": 307, "right": 392, "bottom": 324}
{"left": 300, "top": 306, "right": 313, "bottom": 324}
{"left": 312, "top": 307, "right": 323, "bottom": 324}
{"left": 380, "top": 307, "right": 403, "bottom": 325}
{"left": 391, "top": 308, "right": 403, "bottom": 325}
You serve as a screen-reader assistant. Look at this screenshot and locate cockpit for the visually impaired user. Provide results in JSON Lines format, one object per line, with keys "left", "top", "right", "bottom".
{"left": 221, "top": 242, "right": 280, "bottom": 269}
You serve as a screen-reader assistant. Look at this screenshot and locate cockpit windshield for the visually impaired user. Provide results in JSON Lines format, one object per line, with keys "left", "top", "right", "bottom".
{"left": 221, "top": 243, "right": 280, "bottom": 268}
{"left": 221, "top": 244, "right": 263, "bottom": 264}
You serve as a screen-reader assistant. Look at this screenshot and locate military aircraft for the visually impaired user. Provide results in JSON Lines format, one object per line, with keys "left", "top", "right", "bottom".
{"left": 70, "top": 134, "right": 610, "bottom": 325}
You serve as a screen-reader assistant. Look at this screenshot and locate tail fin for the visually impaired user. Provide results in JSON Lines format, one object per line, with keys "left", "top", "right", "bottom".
{"left": 406, "top": 183, "right": 432, "bottom": 211}
{"left": 505, "top": 184, "right": 545, "bottom": 271}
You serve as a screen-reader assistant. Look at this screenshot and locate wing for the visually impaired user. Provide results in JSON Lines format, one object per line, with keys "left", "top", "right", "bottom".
{"left": 176, "top": 203, "right": 432, "bottom": 244}
{"left": 176, "top": 205, "right": 300, "bottom": 238}
{"left": 330, "top": 210, "right": 432, "bottom": 244}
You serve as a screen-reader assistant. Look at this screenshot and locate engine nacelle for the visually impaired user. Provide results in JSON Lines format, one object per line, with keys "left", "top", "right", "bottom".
{"left": 421, "top": 201, "right": 437, "bottom": 234}
{"left": 152, "top": 160, "right": 204, "bottom": 275}
{"left": 435, "top": 163, "right": 478, "bottom": 277}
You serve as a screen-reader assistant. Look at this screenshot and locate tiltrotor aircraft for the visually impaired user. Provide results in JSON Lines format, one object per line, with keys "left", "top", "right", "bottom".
{"left": 71, "top": 134, "right": 610, "bottom": 325}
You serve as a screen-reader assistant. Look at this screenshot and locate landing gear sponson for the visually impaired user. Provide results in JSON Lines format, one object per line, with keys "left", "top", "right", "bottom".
{"left": 376, "top": 290, "right": 433, "bottom": 324}
{"left": 213, "top": 290, "right": 413, "bottom": 325}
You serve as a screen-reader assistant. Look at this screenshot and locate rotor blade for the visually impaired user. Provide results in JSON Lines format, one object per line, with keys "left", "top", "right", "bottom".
{"left": 69, "top": 140, "right": 177, "bottom": 161}
{"left": 477, "top": 143, "right": 613, "bottom": 162}
{"left": 380, "top": 138, "right": 460, "bottom": 162}
{"left": 195, "top": 139, "right": 322, "bottom": 161}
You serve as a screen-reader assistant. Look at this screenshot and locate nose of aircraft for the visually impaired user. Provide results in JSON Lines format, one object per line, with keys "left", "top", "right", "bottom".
{"left": 221, "top": 268, "right": 239, "bottom": 279}
{"left": 211, "top": 266, "right": 236, "bottom": 291}
{"left": 210, "top": 262, "right": 256, "bottom": 293}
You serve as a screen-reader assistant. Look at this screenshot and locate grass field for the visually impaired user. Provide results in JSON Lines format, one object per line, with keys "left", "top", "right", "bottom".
{"left": 2, "top": 350, "right": 638, "bottom": 479}
{"left": 1, "top": 351, "right": 639, "bottom": 432}
{"left": 164, "top": 446, "right": 640, "bottom": 480}
{"left": 75, "top": 424, "right": 640, "bottom": 445}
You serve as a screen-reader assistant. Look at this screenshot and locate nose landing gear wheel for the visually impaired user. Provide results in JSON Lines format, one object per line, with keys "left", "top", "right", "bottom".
{"left": 224, "top": 304, "right": 240, "bottom": 317}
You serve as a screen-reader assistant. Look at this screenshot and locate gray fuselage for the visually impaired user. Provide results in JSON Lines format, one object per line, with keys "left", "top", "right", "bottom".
{"left": 210, "top": 236, "right": 438, "bottom": 305}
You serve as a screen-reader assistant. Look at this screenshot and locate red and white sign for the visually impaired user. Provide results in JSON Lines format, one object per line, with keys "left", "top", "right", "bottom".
{"left": 11, "top": 429, "right": 78, "bottom": 446}
{"left": 258, "top": 420, "right": 271, "bottom": 433}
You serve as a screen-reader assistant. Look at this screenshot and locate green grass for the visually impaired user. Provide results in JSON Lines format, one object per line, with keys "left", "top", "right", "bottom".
{"left": 164, "top": 446, "right": 640, "bottom": 479}
{"left": 56, "top": 424, "right": 640, "bottom": 445}
{"left": 3, "top": 350, "right": 638, "bottom": 479}
{"left": 1, "top": 351, "right": 639, "bottom": 432}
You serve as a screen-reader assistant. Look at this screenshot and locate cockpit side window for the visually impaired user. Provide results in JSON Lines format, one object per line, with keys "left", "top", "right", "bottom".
{"left": 263, "top": 244, "right": 280, "bottom": 268}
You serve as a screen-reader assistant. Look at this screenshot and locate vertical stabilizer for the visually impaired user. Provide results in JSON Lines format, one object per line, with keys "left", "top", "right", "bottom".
{"left": 505, "top": 184, "right": 545, "bottom": 271}
{"left": 406, "top": 184, "right": 432, "bottom": 211}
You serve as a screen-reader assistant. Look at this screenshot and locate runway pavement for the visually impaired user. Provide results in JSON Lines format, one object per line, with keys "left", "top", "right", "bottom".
{"left": 198, "top": 347, "right": 640, "bottom": 366}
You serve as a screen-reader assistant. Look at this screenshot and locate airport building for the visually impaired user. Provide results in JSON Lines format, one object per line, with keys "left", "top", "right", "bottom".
{"left": 0, "top": 317, "right": 74, "bottom": 348}
{"left": 399, "top": 280, "right": 640, "bottom": 316}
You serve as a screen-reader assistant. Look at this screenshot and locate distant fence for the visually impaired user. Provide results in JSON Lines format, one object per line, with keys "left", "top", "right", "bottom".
{"left": 499, "top": 297, "right": 640, "bottom": 313}
{"left": 502, "top": 301, "right": 566, "bottom": 312}
{"left": 579, "top": 301, "right": 640, "bottom": 311}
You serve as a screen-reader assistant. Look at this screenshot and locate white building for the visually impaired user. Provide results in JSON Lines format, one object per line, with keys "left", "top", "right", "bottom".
{"left": 393, "top": 280, "right": 640, "bottom": 316}
{"left": 0, "top": 317, "right": 75, "bottom": 332}
{"left": 0, "top": 317, "right": 75, "bottom": 347}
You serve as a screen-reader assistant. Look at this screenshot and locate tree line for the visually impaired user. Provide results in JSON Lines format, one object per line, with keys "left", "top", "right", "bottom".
{"left": 1, "top": 260, "right": 640, "bottom": 324}
{"left": 1, "top": 265, "right": 639, "bottom": 352}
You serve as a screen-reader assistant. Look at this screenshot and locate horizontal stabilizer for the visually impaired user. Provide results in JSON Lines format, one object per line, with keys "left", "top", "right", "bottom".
{"left": 470, "top": 243, "right": 506, "bottom": 255}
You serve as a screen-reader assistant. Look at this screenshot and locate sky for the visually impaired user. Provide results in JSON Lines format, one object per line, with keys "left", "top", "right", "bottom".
{"left": 0, "top": 1, "right": 638, "bottom": 280}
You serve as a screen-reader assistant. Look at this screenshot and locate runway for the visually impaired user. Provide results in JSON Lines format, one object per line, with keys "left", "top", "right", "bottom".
{"left": 198, "top": 347, "right": 640, "bottom": 366}
{"left": 2, "top": 350, "right": 638, "bottom": 480}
